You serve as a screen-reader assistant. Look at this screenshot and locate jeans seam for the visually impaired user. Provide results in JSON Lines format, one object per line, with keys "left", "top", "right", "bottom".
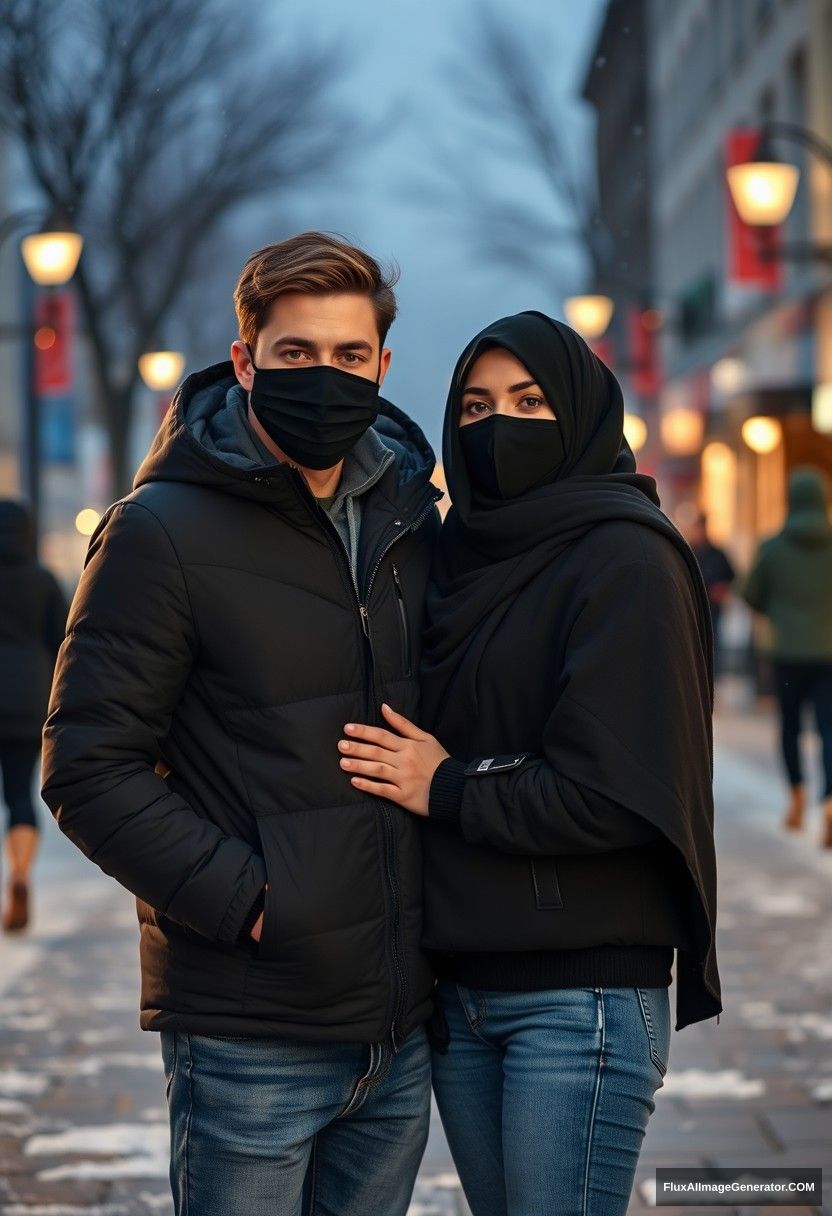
{"left": 184, "top": 1033, "right": 194, "bottom": 1216}
{"left": 337, "top": 1043, "right": 383, "bottom": 1120}
{"left": 582, "top": 987, "right": 606, "bottom": 1216}
{"left": 455, "top": 984, "right": 492, "bottom": 1046}
{"left": 306, "top": 1131, "right": 319, "bottom": 1216}
{"left": 637, "top": 987, "right": 667, "bottom": 1078}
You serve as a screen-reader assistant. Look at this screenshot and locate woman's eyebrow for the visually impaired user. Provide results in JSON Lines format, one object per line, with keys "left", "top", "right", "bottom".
{"left": 462, "top": 385, "right": 492, "bottom": 396}
{"left": 508, "top": 379, "right": 539, "bottom": 393}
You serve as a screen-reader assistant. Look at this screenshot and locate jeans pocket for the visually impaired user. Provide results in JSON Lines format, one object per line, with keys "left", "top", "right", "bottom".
{"left": 636, "top": 987, "right": 671, "bottom": 1079}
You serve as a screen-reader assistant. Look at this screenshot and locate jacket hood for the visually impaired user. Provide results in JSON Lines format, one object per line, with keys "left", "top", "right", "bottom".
{"left": 133, "top": 360, "right": 439, "bottom": 506}
{"left": 783, "top": 467, "right": 832, "bottom": 545}
{"left": 0, "top": 499, "right": 34, "bottom": 563}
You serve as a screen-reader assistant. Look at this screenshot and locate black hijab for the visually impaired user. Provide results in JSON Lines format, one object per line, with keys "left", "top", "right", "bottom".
{"left": 421, "top": 310, "right": 721, "bottom": 1029}
{"left": 423, "top": 309, "right": 713, "bottom": 715}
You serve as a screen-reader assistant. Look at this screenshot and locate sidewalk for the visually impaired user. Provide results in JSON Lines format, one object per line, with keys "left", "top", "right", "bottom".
{"left": 1, "top": 686, "right": 830, "bottom": 1215}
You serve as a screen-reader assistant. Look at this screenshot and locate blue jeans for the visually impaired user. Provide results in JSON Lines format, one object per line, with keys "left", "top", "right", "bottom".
{"left": 431, "top": 982, "right": 671, "bottom": 1216}
{"left": 160, "top": 1024, "right": 431, "bottom": 1216}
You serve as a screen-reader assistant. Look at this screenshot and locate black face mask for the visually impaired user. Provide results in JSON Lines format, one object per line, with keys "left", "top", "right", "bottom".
{"left": 459, "top": 413, "right": 566, "bottom": 500}
{"left": 247, "top": 348, "right": 381, "bottom": 469}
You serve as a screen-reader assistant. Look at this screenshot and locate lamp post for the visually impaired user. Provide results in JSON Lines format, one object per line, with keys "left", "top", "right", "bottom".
{"left": 0, "top": 211, "right": 83, "bottom": 544}
{"left": 725, "top": 121, "right": 832, "bottom": 263}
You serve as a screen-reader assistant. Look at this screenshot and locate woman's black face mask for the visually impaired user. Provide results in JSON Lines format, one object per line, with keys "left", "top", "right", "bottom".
{"left": 459, "top": 413, "right": 566, "bottom": 501}
{"left": 247, "top": 346, "right": 381, "bottom": 469}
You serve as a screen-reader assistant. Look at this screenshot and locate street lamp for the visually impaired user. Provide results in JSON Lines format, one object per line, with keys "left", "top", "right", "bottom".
{"left": 661, "top": 407, "right": 704, "bottom": 456}
{"left": 138, "top": 350, "right": 186, "bottom": 392}
{"left": 563, "top": 294, "right": 614, "bottom": 340}
{"left": 20, "top": 230, "right": 83, "bottom": 287}
{"left": 725, "top": 121, "right": 832, "bottom": 262}
{"left": 0, "top": 211, "right": 84, "bottom": 544}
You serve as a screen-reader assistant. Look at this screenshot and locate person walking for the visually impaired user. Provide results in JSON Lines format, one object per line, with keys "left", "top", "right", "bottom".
{"left": 41, "top": 232, "right": 444, "bottom": 1216}
{"left": 337, "top": 311, "right": 722, "bottom": 1216}
{"left": 688, "top": 511, "right": 735, "bottom": 675}
{"left": 742, "top": 466, "right": 832, "bottom": 847}
{"left": 0, "top": 499, "right": 67, "bottom": 932}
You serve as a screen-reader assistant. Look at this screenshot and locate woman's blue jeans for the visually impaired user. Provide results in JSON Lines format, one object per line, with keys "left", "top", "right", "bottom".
{"left": 431, "top": 982, "right": 671, "bottom": 1216}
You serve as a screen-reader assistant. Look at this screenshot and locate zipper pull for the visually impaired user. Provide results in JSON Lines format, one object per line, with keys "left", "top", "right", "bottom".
{"left": 359, "top": 604, "right": 370, "bottom": 638}
{"left": 392, "top": 562, "right": 403, "bottom": 595}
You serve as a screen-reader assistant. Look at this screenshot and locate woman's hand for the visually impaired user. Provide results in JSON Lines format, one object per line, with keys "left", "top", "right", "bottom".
{"left": 250, "top": 883, "right": 269, "bottom": 942}
{"left": 338, "top": 703, "right": 450, "bottom": 816}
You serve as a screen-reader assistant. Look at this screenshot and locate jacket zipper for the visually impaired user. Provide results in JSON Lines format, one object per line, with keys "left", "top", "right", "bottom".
{"left": 391, "top": 561, "right": 412, "bottom": 677}
{"left": 257, "top": 469, "right": 439, "bottom": 1050}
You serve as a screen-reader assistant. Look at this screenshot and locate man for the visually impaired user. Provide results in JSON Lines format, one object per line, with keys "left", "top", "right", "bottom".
{"left": 688, "top": 511, "right": 735, "bottom": 674}
{"left": 742, "top": 467, "right": 832, "bottom": 847}
{"left": 41, "top": 232, "right": 444, "bottom": 1215}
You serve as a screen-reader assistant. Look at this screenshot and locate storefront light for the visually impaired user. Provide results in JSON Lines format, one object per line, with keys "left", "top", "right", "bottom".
{"left": 812, "top": 383, "right": 832, "bottom": 434}
{"left": 660, "top": 407, "right": 704, "bottom": 456}
{"left": 711, "top": 357, "right": 745, "bottom": 396}
{"left": 623, "top": 412, "right": 647, "bottom": 452}
{"left": 741, "top": 415, "right": 782, "bottom": 454}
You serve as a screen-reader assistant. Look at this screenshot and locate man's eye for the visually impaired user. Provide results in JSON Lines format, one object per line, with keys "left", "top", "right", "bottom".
{"left": 283, "top": 349, "right": 308, "bottom": 361}
{"left": 341, "top": 352, "right": 362, "bottom": 365}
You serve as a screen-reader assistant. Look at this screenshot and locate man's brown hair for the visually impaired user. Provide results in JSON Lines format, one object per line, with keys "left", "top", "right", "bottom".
{"left": 234, "top": 231, "right": 399, "bottom": 349}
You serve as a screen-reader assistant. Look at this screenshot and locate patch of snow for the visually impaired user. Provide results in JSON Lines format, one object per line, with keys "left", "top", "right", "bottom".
{"left": 662, "top": 1068, "right": 765, "bottom": 1099}
{"left": 0, "top": 1070, "right": 49, "bottom": 1097}
{"left": 25, "top": 1122, "right": 167, "bottom": 1159}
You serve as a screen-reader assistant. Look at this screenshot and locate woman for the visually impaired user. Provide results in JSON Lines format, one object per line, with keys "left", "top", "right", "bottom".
{"left": 0, "top": 499, "right": 67, "bottom": 931}
{"left": 337, "top": 312, "right": 722, "bottom": 1216}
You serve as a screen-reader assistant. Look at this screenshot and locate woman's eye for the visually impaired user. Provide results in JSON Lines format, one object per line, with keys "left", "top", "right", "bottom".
{"left": 519, "top": 395, "right": 546, "bottom": 410}
{"left": 464, "top": 401, "right": 491, "bottom": 416}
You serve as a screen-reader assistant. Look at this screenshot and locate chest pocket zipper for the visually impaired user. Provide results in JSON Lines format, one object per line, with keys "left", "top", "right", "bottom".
{"left": 391, "top": 562, "right": 412, "bottom": 677}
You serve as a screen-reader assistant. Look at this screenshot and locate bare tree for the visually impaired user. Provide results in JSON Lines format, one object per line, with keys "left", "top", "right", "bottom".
{"left": 0, "top": 0, "right": 355, "bottom": 494}
{"left": 423, "top": 5, "right": 609, "bottom": 296}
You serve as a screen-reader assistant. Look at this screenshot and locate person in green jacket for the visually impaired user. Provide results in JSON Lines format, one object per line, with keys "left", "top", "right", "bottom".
{"left": 741, "top": 466, "right": 832, "bottom": 847}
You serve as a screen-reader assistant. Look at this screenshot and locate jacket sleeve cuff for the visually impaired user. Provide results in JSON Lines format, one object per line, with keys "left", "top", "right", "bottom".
{"left": 236, "top": 884, "right": 267, "bottom": 944}
{"left": 428, "top": 757, "right": 467, "bottom": 826}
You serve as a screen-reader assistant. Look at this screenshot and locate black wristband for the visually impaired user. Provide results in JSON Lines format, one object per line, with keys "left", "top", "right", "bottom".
{"left": 428, "top": 757, "right": 467, "bottom": 825}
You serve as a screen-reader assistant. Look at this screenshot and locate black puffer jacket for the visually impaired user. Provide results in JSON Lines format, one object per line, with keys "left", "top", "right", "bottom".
{"left": 0, "top": 501, "right": 67, "bottom": 742}
{"left": 41, "top": 362, "right": 443, "bottom": 1045}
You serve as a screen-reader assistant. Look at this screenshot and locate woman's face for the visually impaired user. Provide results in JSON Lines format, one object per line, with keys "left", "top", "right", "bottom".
{"left": 459, "top": 347, "right": 556, "bottom": 428}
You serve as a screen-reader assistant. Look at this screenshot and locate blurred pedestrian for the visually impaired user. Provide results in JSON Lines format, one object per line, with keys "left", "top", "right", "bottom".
{"left": 741, "top": 467, "right": 832, "bottom": 847}
{"left": 0, "top": 499, "right": 67, "bottom": 931}
{"left": 688, "top": 511, "right": 735, "bottom": 674}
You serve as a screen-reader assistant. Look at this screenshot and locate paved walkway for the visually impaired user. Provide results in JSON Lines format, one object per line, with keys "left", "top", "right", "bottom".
{"left": 1, "top": 685, "right": 830, "bottom": 1215}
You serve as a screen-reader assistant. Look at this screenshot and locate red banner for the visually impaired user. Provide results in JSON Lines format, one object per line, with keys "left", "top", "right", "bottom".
{"left": 627, "top": 305, "right": 660, "bottom": 396}
{"left": 725, "top": 129, "right": 782, "bottom": 289}
{"left": 34, "top": 291, "right": 74, "bottom": 395}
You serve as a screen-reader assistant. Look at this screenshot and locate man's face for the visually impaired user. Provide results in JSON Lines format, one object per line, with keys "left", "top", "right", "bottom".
{"left": 231, "top": 291, "right": 392, "bottom": 390}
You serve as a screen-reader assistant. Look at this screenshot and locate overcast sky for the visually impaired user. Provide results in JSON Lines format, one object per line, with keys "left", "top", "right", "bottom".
{"left": 231, "top": 0, "right": 607, "bottom": 454}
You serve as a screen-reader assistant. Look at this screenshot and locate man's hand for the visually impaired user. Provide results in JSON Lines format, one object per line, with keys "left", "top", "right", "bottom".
{"left": 250, "top": 883, "right": 268, "bottom": 942}
{"left": 338, "top": 703, "right": 450, "bottom": 816}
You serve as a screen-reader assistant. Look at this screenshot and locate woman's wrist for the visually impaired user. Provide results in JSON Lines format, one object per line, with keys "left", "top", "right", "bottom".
{"left": 428, "top": 757, "right": 468, "bottom": 825}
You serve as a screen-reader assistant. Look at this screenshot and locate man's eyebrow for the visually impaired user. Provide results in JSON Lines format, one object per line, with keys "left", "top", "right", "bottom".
{"left": 271, "top": 336, "right": 318, "bottom": 349}
{"left": 334, "top": 340, "right": 374, "bottom": 353}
